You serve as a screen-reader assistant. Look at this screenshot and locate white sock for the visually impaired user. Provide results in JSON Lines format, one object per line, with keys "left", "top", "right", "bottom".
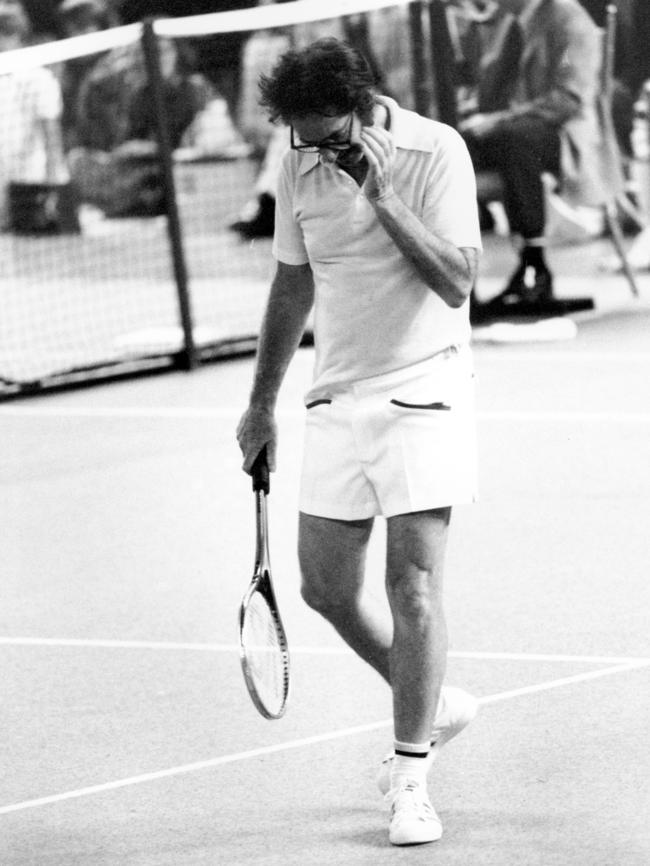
{"left": 390, "top": 740, "right": 430, "bottom": 790}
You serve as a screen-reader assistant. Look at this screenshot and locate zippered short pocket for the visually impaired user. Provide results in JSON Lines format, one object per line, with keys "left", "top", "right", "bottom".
{"left": 389, "top": 399, "right": 451, "bottom": 411}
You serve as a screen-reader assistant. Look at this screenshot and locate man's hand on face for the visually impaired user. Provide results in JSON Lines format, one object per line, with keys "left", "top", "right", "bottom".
{"left": 361, "top": 125, "right": 397, "bottom": 202}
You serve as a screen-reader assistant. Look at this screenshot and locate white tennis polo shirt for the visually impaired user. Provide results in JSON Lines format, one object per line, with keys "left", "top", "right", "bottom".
{"left": 272, "top": 96, "right": 482, "bottom": 400}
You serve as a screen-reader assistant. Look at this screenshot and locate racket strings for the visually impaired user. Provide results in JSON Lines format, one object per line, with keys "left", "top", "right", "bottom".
{"left": 242, "top": 591, "right": 288, "bottom": 715}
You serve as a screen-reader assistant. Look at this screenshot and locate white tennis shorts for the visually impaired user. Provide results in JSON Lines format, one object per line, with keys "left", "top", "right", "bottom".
{"left": 299, "top": 344, "right": 478, "bottom": 520}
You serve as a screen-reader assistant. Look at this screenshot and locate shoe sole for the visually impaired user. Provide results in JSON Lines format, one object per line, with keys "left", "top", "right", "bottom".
{"left": 390, "top": 824, "right": 443, "bottom": 846}
{"left": 389, "top": 820, "right": 443, "bottom": 846}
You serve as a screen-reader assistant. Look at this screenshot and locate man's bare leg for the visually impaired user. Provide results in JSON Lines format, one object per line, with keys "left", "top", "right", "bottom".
{"left": 385, "top": 508, "right": 450, "bottom": 745}
{"left": 298, "top": 512, "right": 393, "bottom": 680}
{"left": 297, "top": 507, "right": 451, "bottom": 733}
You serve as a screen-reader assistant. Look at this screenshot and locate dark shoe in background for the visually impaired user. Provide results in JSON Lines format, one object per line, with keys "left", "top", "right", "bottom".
{"left": 471, "top": 262, "right": 594, "bottom": 324}
{"left": 230, "top": 192, "right": 275, "bottom": 239}
{"left": 498, "top": 263, "right": 554, "bottom": 306}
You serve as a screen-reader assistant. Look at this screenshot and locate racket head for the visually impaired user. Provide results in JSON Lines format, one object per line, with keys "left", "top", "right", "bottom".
{"left": 238, "top": 570, "right": 290, "bottom": 720}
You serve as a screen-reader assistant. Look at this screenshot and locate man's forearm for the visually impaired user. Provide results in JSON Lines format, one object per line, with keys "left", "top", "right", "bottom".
{"left": 371, "top": 193, "right": 477, "bottom": 308}
{"left": 249, "top": 262, "right": 314, "bottom": 410}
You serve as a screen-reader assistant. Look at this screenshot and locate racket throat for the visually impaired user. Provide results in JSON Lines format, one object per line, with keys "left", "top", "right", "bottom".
{"left": 254, "top": 491, "right": 272, "bottom": 573}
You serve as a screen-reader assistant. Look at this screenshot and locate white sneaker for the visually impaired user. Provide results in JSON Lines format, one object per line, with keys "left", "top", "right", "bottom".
{"left": 377, "top": 686, "right": 478, "bottom": 795}
{"left": 387, "top": 779, "right": 443, "bottom": 846}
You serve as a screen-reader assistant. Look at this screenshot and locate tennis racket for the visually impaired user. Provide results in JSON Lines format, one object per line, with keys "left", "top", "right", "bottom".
{"left": 238, "top": 445, "right": 290, "bottom": 719}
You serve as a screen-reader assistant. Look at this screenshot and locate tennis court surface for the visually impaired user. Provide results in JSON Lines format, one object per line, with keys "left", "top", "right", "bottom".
{"left": 2, "top": 291, "right": 650, "bottom": 864}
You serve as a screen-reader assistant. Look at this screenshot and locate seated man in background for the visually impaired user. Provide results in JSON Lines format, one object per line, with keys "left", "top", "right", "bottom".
{"left": 457, "top": 0, "right": 607, "bottom": 318}
{"left": 68, "top": 34, "right": 214, "bottom": 216}
{"left": 116, "top": 0, "right": 258, "bottom": 138}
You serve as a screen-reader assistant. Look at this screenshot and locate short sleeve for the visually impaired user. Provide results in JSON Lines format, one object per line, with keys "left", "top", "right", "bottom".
{"left": 422, "top": 126, "right": 482, "bottom": 251}
{"left": 271, "top": 152, "right": 310, "bottom": 265}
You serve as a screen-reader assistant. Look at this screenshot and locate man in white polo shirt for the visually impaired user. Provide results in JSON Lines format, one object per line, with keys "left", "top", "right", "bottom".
{"left": 236, "top": 38, "right": 482, "bottom": 846}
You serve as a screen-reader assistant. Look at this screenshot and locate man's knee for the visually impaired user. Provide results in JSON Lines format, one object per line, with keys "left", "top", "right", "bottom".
{"left": 298, "top": 568, "right": 331, "bottom": 614}
{"left": 298, "top": 541, "right": 362, "bottom": 617}
{"left": 299, "top": 557, "right": 363, "bottom": 623}
{"left": 385, "top": 509, "right": 449, "bottom": 625}
{"left": 386, "top": 563, "right": 442, "bottom": 629}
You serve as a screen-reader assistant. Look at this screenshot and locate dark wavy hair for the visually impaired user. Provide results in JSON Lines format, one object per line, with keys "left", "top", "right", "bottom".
{"left": 259, "top": 38, "right": 377, "bottom": 125}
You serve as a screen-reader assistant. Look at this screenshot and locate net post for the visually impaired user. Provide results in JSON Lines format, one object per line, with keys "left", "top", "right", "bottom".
{"left": 141, "top": 18, "right": 197, "bottom": 372}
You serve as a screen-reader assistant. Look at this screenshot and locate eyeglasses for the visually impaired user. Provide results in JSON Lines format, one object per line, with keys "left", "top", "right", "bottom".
{"left": 290, "top": 115, "right": 354, "bottom": 153}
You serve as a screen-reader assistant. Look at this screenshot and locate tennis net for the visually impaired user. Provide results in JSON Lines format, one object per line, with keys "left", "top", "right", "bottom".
{"left": 0, "top": 0, "right": 433, "bottom": 397}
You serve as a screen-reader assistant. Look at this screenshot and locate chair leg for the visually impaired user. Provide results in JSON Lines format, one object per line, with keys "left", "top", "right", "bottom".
{"left": 603, "top": 202, "right": 640, "bottom": 297}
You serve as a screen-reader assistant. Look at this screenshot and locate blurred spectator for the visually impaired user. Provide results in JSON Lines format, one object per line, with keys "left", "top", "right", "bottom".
{"left": 578, "top": 0, "right": 650, "bottom": 158}
{"left": 59, "top": 0, "right": 117, "bottom": 35}
{"left": 115, "top": 0, "right": 258, "bottom": 133}
{"left": 18, "top": 0, "right": 59, "bottom": 39}
{"left": 0, "top": 0, "right": 68, "bottom": 228}
{"left": 73, "top": 37, "right": 212, "bottom": 152}
{"left": 626, "top": 1, "right": 650, "bottom": 97}
{"left": 455, "top": 0, "right": 610, "bottom": 319}
{"left": 68, "top": 34, "right": 214, "bottom": 215}
{"left": 578, "top": 0, "right": 650, "bottom": 237}
{"left": 125, "top": 39, "right": 214, "bottom": 149}
{"left": 21, "top": 0, "right": 119, "bottom": 40}
{"left": 58, "top": 0, "right": 116, "bottom": 151}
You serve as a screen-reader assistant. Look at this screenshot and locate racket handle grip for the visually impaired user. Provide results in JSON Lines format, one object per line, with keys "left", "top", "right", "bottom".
{"left": 251, "top": 445, "right": 270, "bottom": 494}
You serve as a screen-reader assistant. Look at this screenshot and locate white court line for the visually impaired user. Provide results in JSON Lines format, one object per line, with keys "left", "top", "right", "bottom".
{"left": 0, "top": 406, "right": 242, "bottom": 419}
{"left": 1, "top": 636, "right": 649, "bottom": 666}
{"left": 0, "top": 636, "right": 242, "bottom": 652}
{"left": 476, "top": 661, "right": 650, "bottom": 705}
{"left": 1, "top": 406, "right": 650, "bottom": 424}
{"left": 0, "top": 659, "right": 648, "bottom": 817}
{"left": 479, "top": 410, "right": 650, "bottom": 424}
{"left": 372, "top": 407, "right": 642, "bottom": 424}
{"left": 479, "top": 351, "right": 650, "bottom": 363}
{"left": 451, "top": 649, "right": 650, "bottom": 665}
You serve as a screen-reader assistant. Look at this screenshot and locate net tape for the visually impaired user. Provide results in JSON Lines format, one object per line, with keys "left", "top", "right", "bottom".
{"left": 0, "top": 24, "right": 141, "bottom": 75}
{"left": 154, "top": 0, "right": 414, "bottom": 38}
{"left": 0, "top": 0, "right": 415, "bottom": 75}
